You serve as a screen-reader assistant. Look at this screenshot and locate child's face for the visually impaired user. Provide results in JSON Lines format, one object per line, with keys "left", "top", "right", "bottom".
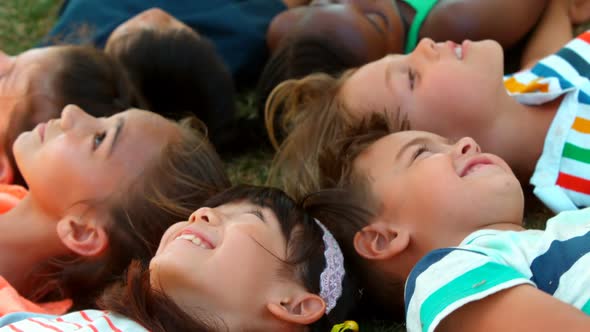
{"left": 13, "top": 105, "right": 178, "bottom": 216}
{"left": 268, "top": 0, "right": 404, "bottom": 60}
{"left": 150, "top": 201, "right": 293, "bottom": 328}
{"left": 354, "top": 131, "right": 523, "bottom": 249}
{"left": 341, "top": 38, "right": 506, "bottom": 144}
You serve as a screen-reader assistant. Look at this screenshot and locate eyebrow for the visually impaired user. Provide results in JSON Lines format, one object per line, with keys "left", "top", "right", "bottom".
{"left": 395, "top": 136, "right": 429, "bottom": 162}
{"left": 108, "top": 117, "right": 125, "bottom": 157}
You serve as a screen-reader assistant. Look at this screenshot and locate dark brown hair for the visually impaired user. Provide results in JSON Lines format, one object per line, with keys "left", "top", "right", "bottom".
{"left": 28, "top": 117, "right": 231, "bottom": 310}
{"left": 101, "top": 185, "right": 360, "bottom": 331}
{"left": 5, "top": 45, "right": 145, "bottom": 186}
{"left": 107, "top": 29, "right": 237, "bottom": 150}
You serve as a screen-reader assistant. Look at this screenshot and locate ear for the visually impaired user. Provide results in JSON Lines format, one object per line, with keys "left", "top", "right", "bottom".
{"left": 353, "top": 220, "right": 409, "bottom": 261}
{"left": 56, "top": 214, "right": 108, "bottom": 257}
{"left": 266, "top": 291, "right": 326, "bottom": 326}
{"left": 0, "top": 152, "right": 14, "bottom": 185}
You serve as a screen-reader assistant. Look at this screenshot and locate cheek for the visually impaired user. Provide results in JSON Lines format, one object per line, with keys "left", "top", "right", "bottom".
{"left": 409, "top": 81, "right": 481, "bottom": 138}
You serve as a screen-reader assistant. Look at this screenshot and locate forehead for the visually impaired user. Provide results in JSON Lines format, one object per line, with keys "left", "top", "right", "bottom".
{"left": 355, "top": 131, "right": 445, "bottom": 171}
{"left": 3, "top": 46, "right": 65, "bottom": 93}
{"left": 341, "top": 54, "right": 403, "bottom": 115}
{"left": 113, "top": 109, "right": 177, "bottom": 156}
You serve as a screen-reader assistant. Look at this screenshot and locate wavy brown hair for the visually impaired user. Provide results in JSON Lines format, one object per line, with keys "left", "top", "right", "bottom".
{"left": 264, "top": 71, "right": 357, "bottom": 201}
{"left": 27, "top": 117, "right": 231, "bottom": 310}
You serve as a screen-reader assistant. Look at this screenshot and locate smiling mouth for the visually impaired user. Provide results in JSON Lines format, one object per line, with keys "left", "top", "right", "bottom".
{"left": 460, "top": 158, "right": 494, "bottom": 177}
{"left": 175, "top": 232, "right": 214, "bottom": 250}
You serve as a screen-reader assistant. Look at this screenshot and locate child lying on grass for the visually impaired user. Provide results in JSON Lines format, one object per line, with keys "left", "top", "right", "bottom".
{"left": 313, "top": 116, "right": 590, "bottom": 332}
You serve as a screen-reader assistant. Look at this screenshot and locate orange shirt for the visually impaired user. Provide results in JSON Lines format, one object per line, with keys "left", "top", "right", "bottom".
{"left": 0, "top": 184, "right": 72, "bottom": 316}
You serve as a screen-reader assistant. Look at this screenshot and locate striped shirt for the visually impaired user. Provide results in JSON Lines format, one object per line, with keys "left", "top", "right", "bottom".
{"left": 0, "top": 310, "right": 147, "bottom": 332}
{"left": 503, "top": 31, "right": 590, "bottom": 212}
{"left": 405, "top": 207, "right": 590, "bottom": 332}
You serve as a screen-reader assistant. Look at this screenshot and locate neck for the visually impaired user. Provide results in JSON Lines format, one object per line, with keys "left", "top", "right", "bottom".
{"left": 0, "top": 195, "right": 67, "bottom": 295}
{"left": 482, "top": 96, "right": 560, "bottom": 183}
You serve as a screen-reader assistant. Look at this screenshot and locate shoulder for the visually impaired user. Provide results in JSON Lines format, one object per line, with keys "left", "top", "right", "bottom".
{"left": 405, "top": 247, "right": 534, "bottom": 332}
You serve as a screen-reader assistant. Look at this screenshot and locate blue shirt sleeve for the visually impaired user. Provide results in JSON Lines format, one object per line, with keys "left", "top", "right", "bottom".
{"left": 42, "top": 0, "right": 287, "bottom": 85}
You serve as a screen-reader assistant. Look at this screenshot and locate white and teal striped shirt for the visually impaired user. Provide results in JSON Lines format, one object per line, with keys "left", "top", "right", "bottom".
{"left": 405, "top": 207, "right": 590, "bottom": 332}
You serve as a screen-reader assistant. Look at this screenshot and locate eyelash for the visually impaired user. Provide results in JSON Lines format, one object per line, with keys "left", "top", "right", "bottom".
{"left": 408, "top": 68, "right": 416, "bottom": 90}
{"left": 93, "top": 131, "right": 107, "bottom": 150}
{"left": 412, "top": 144, "right": 428, "bottom": 160}
{"left": 248, "top": 209, "right": 264, "bottom": 221}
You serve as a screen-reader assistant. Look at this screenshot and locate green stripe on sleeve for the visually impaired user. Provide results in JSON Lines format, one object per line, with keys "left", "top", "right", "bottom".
{"left": 563, "top": 143, "right": 590, "bottom": 164}
{"left": 582, "top": 299, "right": 590, "bottom": 315}
{"left": 420, "top": 262, "right": 527, "bottom": 332}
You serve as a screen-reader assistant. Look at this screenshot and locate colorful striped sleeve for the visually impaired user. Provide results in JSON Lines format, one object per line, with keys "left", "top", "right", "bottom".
{"left": 405, "top": 248, "right": 533, "bottom": 332}
{"left": 0, "top": 310, "right": 147, "bottom": 332}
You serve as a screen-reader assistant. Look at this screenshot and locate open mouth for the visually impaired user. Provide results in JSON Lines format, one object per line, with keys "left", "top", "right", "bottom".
{"left": 175, "top": 231, "right": 214, "bottom": 250}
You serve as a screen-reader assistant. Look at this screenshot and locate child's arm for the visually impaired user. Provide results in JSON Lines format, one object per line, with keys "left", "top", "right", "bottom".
{"left": 520, "top": 0, "right": 573, "bottom": 69}
{"left": 424, "top": 0, "right": 549, "bottom": 49}
{"left": 437, "top": 284, "right": 590, "bottom": 332}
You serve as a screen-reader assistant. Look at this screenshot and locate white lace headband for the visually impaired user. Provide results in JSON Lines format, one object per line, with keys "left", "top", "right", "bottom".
{"left": 314, "top": 218, "right": 346, "bottom": 314}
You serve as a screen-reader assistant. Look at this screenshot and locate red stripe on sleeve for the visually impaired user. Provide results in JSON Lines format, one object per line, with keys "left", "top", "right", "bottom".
{"left": 79, "top": 311, "right": 93, "bottom": 322}
{"left": 28, "top": 318, "right": 63, "bottom": 332}
{"left": 578, "top": 31, "right": 590, "bottom": 44}
{"left": 103, "top": 315, "right": 123, "bottom": 332}
{"left": 7, "top": 325, "right": 24, "bottom": 332}
{"left": 56, "top": 317, "right": 82, "bottom": 329}
{"left": 87, "top": 324, "right": 99, "bottom": 332}
{"left": 556, "top": 172, "right": 590, "bottom": 195}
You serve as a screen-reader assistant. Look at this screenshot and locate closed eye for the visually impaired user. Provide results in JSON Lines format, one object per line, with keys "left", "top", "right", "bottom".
{"left": 412, "top": 144, "right": 428, "bottom": 161}
{"left": 408, "top": 68, "right": 415, "bottom": 90}
{"left": 248, "top": 209, "right": 266, "bottom": 222}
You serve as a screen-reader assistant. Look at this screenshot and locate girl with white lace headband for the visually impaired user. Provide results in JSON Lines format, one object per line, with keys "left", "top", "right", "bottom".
{"left": 0, "top": 185, "right": 361, "bottom": 332}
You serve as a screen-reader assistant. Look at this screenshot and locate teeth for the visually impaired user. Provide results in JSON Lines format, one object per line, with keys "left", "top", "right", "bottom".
{"left": 177, "top": 234, "right": 195, "bottom": 241}
{"left": 454, "top": 46, "right": 462, "bottom": 60}
{"left": 176, "top": 234, "right": 210, "bottom": 249}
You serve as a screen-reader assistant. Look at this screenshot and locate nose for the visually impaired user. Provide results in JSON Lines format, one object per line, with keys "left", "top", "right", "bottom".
{"left": 188, "top": 207, "right": 221, "bottom": 226}
{"left": 453, "top": 137, "right": 481, "bottom": 156}
{"left": 414, "top": 38, "right": 439, "bottom": 61}
{"left": 60, "top": 104, "right": 94, "bottom": 131}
